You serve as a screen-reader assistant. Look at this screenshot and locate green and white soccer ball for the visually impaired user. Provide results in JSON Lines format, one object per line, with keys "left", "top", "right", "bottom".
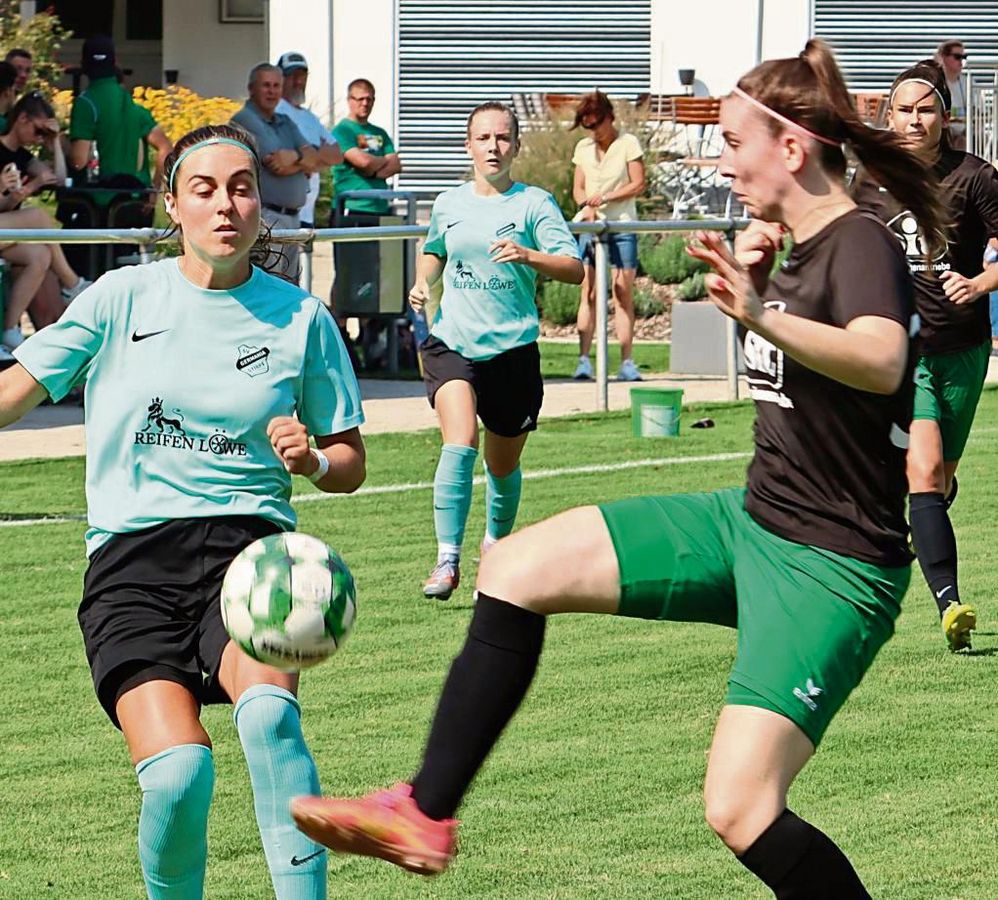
{"left": 221, "top": 532, "right": 356, "bottom": 671}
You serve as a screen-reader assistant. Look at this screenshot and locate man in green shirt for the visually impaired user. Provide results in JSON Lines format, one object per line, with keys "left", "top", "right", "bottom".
{"left": 331, "top": 78, "right": 402, "bottom": 217}
{"left": 68, "top": 35, "right": 172, "bottom": 195}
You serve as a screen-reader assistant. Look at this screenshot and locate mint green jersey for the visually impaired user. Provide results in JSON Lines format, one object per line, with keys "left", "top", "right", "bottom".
{"left": 423, "top": 181, "right": 578, "bottom": 361}
{"left": 14, "top": 259, "right": 364, "bottom": 555}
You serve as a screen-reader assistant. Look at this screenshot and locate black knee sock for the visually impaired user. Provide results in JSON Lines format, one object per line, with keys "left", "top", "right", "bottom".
{"left": 909, "top": 492, "right": 960, "bottom": 615}
{"left": 410, "top": 592, "right": 545, "bottom": 821}
{"left": 737, "top": 809, "right": 870, "bottom": 899}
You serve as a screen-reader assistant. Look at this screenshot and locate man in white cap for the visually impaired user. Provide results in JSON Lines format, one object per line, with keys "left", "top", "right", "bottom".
{"left": 276, "top": 51, "right": 343, "bottom": 230}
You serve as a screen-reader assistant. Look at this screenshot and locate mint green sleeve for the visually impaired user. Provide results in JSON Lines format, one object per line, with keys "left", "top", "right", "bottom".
{"left": 422, "top": 196, "right": 447, "bottom": 258}
{"left": 298, "top": 302, "right": 365, "bottom": 436}
{"left": 531, "top": 192, "right": 580, "bottom": 259}
{"left": 13, "top": 283, "right": 108, "bottom": 402}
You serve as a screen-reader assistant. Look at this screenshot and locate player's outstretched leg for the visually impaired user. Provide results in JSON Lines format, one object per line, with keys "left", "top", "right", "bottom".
{"left": 292, "top": 507, "right": 621, "bottom": 874}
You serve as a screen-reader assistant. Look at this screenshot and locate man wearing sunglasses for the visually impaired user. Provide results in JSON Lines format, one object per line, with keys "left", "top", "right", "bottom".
{"left": 936, "top": 39, "right": 968, "bottom": 149}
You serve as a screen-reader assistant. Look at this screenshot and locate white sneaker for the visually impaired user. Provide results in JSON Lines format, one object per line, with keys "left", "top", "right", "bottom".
{"left": 1, "top": 327, "right": 24, "bottom": 349}
{"left": 617, "top": 358, "right": 642, "bottom": 381}
{"left": 61, "top": 277, "right": 92, "bottom": 304}
{"left": 572, "top": 355, "right": 593, "bottom": 380}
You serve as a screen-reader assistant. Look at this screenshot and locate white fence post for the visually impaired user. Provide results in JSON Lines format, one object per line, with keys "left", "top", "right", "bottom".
{"left": 594, "top": 233, "right": 610, "bottom": 412}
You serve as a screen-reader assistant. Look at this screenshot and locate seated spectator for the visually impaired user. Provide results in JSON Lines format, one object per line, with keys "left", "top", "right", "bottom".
{"left": 0, "top": 93, "right": 90, "bottom": 350}
{"left": 4, "top": 48, "right": 31, "bottom": 94}
{"left": 0, "top": 60, "right": 17, "bottom": 133}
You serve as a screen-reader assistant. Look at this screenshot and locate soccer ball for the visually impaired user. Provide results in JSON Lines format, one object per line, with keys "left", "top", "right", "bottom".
{"left": 221, "top": 532, "right": 356, "bottom": 671}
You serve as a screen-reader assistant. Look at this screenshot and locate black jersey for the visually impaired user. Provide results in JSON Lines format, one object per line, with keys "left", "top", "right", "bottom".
{"left": 744, "top": 210, "right": 916, "bottom": 567}
{"left": 852, "top": 150, "right": 998, "bottom": 354}
{"left": 0, "top": 143, "right": 33, "bottom": 209}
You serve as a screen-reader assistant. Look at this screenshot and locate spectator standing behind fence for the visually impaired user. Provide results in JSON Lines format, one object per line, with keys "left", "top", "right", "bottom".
{"left": 330, "top": 78, "right": 401, "bottom": 217}
{"left": 936, "top": 39, "right": 968, "bottom": 150}
{"left": 569, "top": 91, "right": 646, "bottom": 382}
{"left": 68, "top": 35, "right": 172, "bottom": 198}
{"left": 4, "top": 48, "right": 31, "bottom": 94}
{"left": 232, "top": 62, "right": 318, "bottom": 280}
{"left": 0, "top": 93, "right": 91, "bottom": 351}
{"left": 275, "top": 51, "right": 343, "bottom": 229}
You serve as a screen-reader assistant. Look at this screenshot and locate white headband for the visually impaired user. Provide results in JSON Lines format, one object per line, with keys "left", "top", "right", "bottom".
{"left": 888, "top": 78, "right": 948, "bottom": 112}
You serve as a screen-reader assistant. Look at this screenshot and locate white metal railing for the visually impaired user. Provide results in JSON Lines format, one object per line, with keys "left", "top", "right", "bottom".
{"left": 0, "top": 217, "right": 749, "bottom": 407}
{"left": 963, "top": 66, "right": 998, "bottom": 162}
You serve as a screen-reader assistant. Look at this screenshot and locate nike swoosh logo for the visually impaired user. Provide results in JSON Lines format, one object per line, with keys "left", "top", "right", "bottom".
{"left": 447, "top": 221, "right": 462, "bottom": 229}
{"left": 936, "top": 585, "right": 954, "bottom": 599}
{"left": 131, "top": 329, "right": 170, "bottom": 342}
{"left": 290, "top": 849, "right": 326, "bottom": 867}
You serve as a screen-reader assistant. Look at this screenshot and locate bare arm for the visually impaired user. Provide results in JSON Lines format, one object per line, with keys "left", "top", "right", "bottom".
{"left": 343, "top": 147, "right": 387, "bottom": 178}
{"left": 408, "top": 252, "right": 447, "bottom": 312}
{"left": 69, "top": 139, "right": 92, "bottom": 172}
{"left": 572, "top": 165, "right": 588, "bottom": 206}
{"left": 266, "top": 419, "right": 366, "bottom": 494}
{"left": 373, "top": 153, "right": 402, "bottom": 178}
{"left": 489, "top": 241, "right": 584, "bottom": 285}
{"left": 604, "top": 158, "right": 646, "bottom": 203}
{"left": 688, "top": 229, "right": 908, "bottom": 394}
{"left": 0, "top": 364, "right": 48, "bottom": 429}
{"left": 146, "top": 126, "right": 173, "bottom": 193}
{"left": 312, "top": 428, "right": 366, "bottom": 493}
{"left": 314, "top": 141, "right": 343, "bottom": 168}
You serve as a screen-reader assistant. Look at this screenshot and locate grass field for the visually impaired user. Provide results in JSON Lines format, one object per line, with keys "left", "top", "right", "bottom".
{"left": 2, "top": 390, "right": 997, "bottom": 898}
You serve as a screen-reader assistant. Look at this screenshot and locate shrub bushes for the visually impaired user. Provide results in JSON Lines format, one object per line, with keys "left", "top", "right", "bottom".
{"left": 538, "top": 280, "right": 581, "bottom": 326}
{"left": 540, "top": 280, "right": 668, "bottom": 324}
{"left": 676, "top": 271, "right": 707, "bottom": 301}
{"left": 638, "top": 233, "right": 708, "bottom": 285}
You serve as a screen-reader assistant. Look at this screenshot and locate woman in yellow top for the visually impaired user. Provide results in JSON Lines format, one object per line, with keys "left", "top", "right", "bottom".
{"left": 570, "top": 90, "right": 646, "bottom": 381}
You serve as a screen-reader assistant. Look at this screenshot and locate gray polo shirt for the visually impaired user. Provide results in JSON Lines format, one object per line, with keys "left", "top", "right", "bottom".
{"left": 231, "top": 101, "right": 308, "bottom": 210}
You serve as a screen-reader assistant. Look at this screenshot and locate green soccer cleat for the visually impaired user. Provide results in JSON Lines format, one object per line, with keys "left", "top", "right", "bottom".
{"left": 941, "top": 601, "right": 976, "bottom": 652}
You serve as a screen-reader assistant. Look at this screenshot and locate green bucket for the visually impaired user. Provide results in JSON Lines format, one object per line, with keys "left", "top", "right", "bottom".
{"left": 631, "top": 387, "right": 683, "bottom": 437}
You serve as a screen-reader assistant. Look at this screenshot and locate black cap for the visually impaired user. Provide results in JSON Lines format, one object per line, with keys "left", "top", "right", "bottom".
{"left": 82, "top": 34, "right": 116, "bottom": 79}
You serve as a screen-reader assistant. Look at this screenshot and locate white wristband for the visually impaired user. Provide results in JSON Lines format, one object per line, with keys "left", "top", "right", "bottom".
{"left": 307, "top": 448, "right": 330, "bottom": 484}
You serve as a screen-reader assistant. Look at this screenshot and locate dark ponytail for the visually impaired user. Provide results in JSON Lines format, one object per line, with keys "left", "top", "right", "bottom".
{"left": 737, "top": 39, "right": 948, "bottom": 255}
{"left": 164, "top": 123, "right": 294, "bottom": 282}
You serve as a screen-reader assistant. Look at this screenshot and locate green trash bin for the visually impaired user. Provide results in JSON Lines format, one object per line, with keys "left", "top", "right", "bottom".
{"left": 631, "top": 387, "right": 683, "bottom": 437}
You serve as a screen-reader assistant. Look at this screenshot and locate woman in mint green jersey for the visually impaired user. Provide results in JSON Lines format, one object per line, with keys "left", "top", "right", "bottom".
{"left": 0, "top": 123, "right": 364, "bottom": 900}
{"left": 408, "top": 101, "right": 582, "bottom": 601}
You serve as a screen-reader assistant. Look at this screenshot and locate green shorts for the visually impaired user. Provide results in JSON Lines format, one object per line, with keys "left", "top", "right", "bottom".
{"left": 599, "top": 488, "right": 910, "bottom": 747}
{"left": 913, "top": 341, "right": 990, "bottom": 461}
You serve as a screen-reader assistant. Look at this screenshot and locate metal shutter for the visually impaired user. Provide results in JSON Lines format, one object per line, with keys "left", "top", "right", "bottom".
{"left": 397, "top": 0, "right": 651, "bottom": 192}
{"left": 813, "top": 0, "right": 998, "bottom": 90}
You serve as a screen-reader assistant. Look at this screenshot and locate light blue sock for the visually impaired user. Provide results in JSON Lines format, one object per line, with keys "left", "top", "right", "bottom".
{"left": 135, "top": 743, "right": 214, "bottom": 900}
{"left": 486, "top": 464, "right": 523, "bottom": 541}
{"left": 234, "top": 684, "right": 326, "bottom": 900}
{"left": 433, "top": 443, "right": 479, "bottom": 561}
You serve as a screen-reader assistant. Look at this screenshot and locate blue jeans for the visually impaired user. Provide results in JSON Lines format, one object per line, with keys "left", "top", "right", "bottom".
{"left": 577, "top": 231, "right": 638, "bottom": 270}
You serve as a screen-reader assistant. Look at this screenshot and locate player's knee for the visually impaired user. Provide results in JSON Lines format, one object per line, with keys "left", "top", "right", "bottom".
{"left": 907, "top": 454, "right": 944, "bottom": 493}
{"left": 234, "top": 684, "right": 302, "bottom": 747}
{"left": 703, "top": 786, "right": 769, "bottom": 854}
{"left": 477, "top": 539, "right": 544, "bottom": 612}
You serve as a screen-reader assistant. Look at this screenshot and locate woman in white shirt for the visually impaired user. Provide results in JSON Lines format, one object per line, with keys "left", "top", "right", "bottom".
{"left": 570, "top": 91, "right": 646, "bottom": 381}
